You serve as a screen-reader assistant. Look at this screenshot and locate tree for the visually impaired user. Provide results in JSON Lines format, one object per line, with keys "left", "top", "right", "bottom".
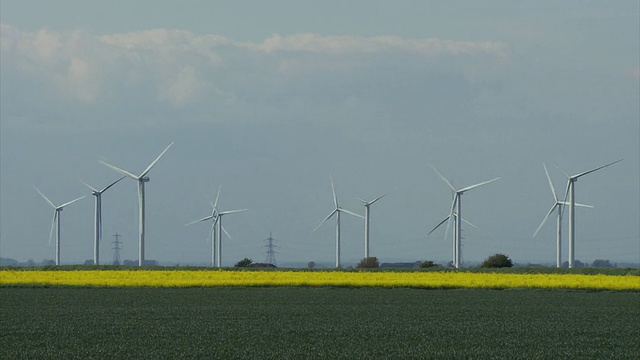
{"left": 481, "top": 253, "right": 513, "bottom": 268}
{"left": 235, "top": 258, "right": 253, "bottom": 267}
{"left": 307, "top": 261, "right": 316, "bottom": 269}
{"left": 419, "top": 260, "right": 438, "bottom": 268}
{"left": 356, "top": 257, "right": 380, "bottom": 269}
{"left": 592, "top": 259, "right": 611, "bottom": 268}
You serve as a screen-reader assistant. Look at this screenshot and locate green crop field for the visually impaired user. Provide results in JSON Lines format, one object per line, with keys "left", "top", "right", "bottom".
{"left": 1, "top": 287, "right": 638, "bottom": 359}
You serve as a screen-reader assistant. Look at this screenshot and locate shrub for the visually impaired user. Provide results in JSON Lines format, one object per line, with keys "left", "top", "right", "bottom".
{"left": 481, "top": 254, "right": 513, "bottom": 268}
{"left": 419, "top": 260, "right": 438, "bottom": 268}
{"left": 234, "top": 258, "right": 253, "bottom": 267}
{"left": 356, "top": 257, "right": 380, "bottom": 269}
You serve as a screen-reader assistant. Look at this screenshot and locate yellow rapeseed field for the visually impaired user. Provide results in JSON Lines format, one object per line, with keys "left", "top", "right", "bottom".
{"left": 1, "top": 270, "right": 639, "bottom": 290}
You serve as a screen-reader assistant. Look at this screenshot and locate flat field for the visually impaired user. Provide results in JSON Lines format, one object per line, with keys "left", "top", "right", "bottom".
{"left": 3, "top": 269, "right": 639, "bottom": 290}
{"left": 1, "top": 287, "right": 638, "bottom": 359}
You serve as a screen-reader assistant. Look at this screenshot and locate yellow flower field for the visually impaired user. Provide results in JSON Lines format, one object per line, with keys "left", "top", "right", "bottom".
{"left": 1, "top": 270, "right": 639, "bottom": 290}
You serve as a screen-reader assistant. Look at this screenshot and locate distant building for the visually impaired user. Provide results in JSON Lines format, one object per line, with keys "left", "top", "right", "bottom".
{"left": 249, "top": 263, "right": 277, "bottom": 268}
{"left": 380, "top": 261, "right": 421, "bottom": 269}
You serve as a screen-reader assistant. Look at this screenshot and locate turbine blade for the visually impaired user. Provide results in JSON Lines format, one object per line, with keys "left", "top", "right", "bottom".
{"left": 543, "top": 163, "right": 558, "bottom": 202}
{"left": 330, "top": 176, "right": 338, "bottom": 208}
{"left": 572, "top": 159, "right": 623, "bottom": 179}
{"left": 461, "top": 217, "right": 478, "bottom": 229}
{"left": 560, "top": 180, "right": 570, "bottom": 218}
{"left": 430, "top": 165, "right": 457, "bottom": 192}
{"left": 368, "top": 192, "right": 391, "bottom": 205}
{"left": 59, "top": 195, "right": 85, "bottom": 209}
{"left": 34, "top": 186, "right": 56, "bottom": 208}
{"left": 100, "top": 176, "right": 126, "bottom": 193}
{"left": 559, "top": 202, "right": 594, "bottom": 209}
{"left": 79, "top": 180, "right": 99, "bottom": 193}
{"left": 338, "top": 208, "right": 364, "bottom": 219}
{"left": 222, "top": 225, "right": 232, "bottom": 240}
{"left": 428, "top": 215, "right": 450, "bottom": 236}
{"left": 574, "top": 202, "right": 594, "bottom": 208}
{"left": 532, "top": 203, "right": 558, "bottom": 238}
{"left": 218, "top": 209, "right": 248, "bottom": 216}
{"left": 185, "top": 215, "right": 214, "bottom": 226}
{"left": 100, "top": 160, "right": 139, "bottom": 180}
{"left": 312, "top": 209, "right": 337, "bottom": 232}
{"left": 140, "top": 142, "right": 174, "bottom": 178}
{"left": 443, "top": 196, "right": 457, "bottom": 242}
{"left": 459, "top": 177, "right": 501, "bottom": 193}
{"left": 208, "top": 218, "right": 216, "bottom": 243}
{"left": 213, "top": 185, "right": 221, "bottom": 211}
{"left": 48, "top": 211, "right": 57, "bottom": 245}
{"left": 554, "top": 163, "right": 571, "bottom": 179}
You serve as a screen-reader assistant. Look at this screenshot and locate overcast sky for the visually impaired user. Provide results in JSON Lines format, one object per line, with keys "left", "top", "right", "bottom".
{"left": 1, "top": 1, "right": 638, "bottom": 267}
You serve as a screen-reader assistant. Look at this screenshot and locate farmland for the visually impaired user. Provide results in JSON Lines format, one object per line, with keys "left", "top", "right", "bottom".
{"left": 1, "top": 287, "right": 638, "bottom": 358}
{"left": 2, "top": 268, "right": 639, "bottom": 290}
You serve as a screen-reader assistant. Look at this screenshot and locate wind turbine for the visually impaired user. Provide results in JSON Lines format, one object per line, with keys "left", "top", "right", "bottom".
{"left": 532, "top": 164, "right": 592, "bottom": 268}
{"left": 185, "top": 186, "right": 223, "bottom": 267}
{"left": 80, "top": 177, "right": 125, "bottom": 265}
{"left": 212, "top": 190, "right": 247, "bottom": 268}
{"left": 313, "top": 177, "right": 363, "bottom": 268}
{"left": 428, "top": 202, "right": 478, "bottom": 267}
{"left": 34, "top": 187, "right": 85, "bottom": 265}
{"left": 100, "top": 142, "right": 173, "bottom": 266}
{"left": 431, "top": 166, "right": 500, "bottom": 268}
{"left": 556, "top": 159, "right": 622, "bottom": 268}
{"left": 358, "top": 190, "right": 392, "bottom": 259}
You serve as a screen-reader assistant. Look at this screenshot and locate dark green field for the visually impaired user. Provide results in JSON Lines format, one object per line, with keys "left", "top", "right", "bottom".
{"left": 1, "top": 287, "right": 638, "bottom": 359}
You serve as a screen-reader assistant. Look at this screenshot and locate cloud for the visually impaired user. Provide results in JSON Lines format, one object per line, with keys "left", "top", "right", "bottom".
{"left": 259, "top": 33, "right": 510, "bottom": 60}
{"left": 1, "top": 25, "right": 510, "bottom": 130}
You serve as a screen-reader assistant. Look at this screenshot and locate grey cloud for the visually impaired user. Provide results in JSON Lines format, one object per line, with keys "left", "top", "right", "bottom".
{"left": 1, "top": 25, "right": 509, "bottom": 132}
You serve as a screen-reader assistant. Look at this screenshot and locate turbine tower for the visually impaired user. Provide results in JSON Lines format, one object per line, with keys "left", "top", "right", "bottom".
{"left": 358, "top": 190, "right": 391, "bottom": 259}
{"left": 556, "top": 159, "right": 622, "bottom": 268}
{"left": 100, "top": 142, "right": 173, "bottom": 266}
{"left": 532, "top": 164, "right": 592, "bottom": 268}
{"left": 34, "top": 187, "right": 85, "bottom": 265}
{"left": 313, "top": 177, "right": 363, "bottom": 268}
{"left": 186, "top": 186, "right": 222, "bottom": 267}
{"left": 81, "top": 177, "right": 125, "bottom": 265}
{"left": 431, "top": 166, "right": 500, "bottom": 268}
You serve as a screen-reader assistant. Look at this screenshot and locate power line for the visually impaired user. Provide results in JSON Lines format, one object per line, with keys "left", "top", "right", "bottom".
{"left": 264, "top": 232, "right": 279, "bottom": 266}
{"left": 112, "top": 232, "right": 122, "bottom": 265}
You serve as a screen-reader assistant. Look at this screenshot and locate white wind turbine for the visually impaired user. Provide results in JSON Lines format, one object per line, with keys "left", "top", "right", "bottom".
{"left": 313, "top": 177, "right": 364, "bottom": 268}
{"left": 34, "top": 187, "right": 85, "bottom": 265}
{"left": 431, "top": 166, "right": 500, "bottom": 268}
{"left": 428, "top": 193, "right": 478, "bottom": 266}
{"left": 80, "top": 177, "right": 125, "bottom": 265}
{"left": 100, "top": 142, "right": 173, "bottom": 266}
{"left": 358, "top": 190, "right": 392, "bottom": 259}
{"left": 556, "top": 159, "right": 622, "bottom": 268}
{"left": 212, "top": 190, "right": 247, "bottom": 268}
{"left": 532, "top": 164, "right": 592, "bottom": 268}
{"left": 185, "top": 186, "right": 228, "bottom": 267}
